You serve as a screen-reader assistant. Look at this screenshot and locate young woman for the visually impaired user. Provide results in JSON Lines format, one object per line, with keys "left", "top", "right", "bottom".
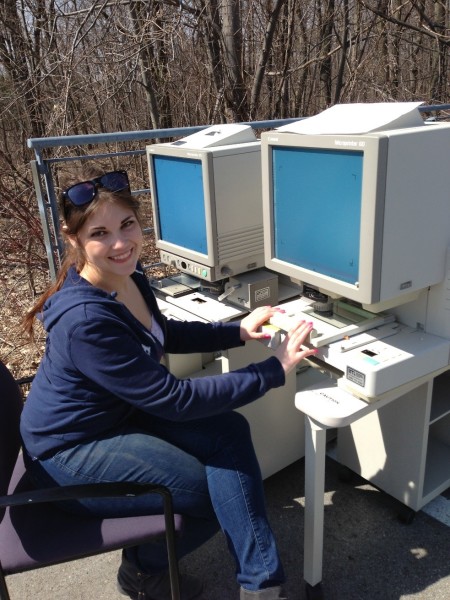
{"left": 21, "top": 166, "right": 316, "bottom": 600}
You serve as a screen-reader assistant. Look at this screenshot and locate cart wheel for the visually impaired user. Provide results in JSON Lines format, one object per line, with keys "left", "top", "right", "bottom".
{"left": 305, "top": 581, "right": 324, "bottom": 600}
{"left": 337, "top": 465, "right": 354, "bottom": 483}
{"left": 397, "top": 505, "right": 416, "bottom": 525}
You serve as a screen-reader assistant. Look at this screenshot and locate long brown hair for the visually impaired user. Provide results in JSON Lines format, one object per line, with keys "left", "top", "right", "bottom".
{"left": 22, "top": 165, "right": 141, "bottom": 338}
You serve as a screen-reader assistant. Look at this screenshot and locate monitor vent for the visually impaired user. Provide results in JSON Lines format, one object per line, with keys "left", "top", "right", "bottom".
{"left": 218, "top": 226, "right": 264, "bottom": 261}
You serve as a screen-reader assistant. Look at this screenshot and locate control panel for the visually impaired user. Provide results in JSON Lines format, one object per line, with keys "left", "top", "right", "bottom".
{"left": 160, "top": 250, "right": 213, "bottom": 280}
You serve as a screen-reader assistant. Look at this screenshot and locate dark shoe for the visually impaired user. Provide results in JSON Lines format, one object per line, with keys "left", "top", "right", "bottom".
{"left": 240, "top": 586, "right": 288, "bottom": 600}
{"left": 118, "top": 555, "right": 204, "bottom": 600}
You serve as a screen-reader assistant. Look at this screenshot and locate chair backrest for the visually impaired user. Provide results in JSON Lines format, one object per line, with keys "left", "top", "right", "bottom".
{"left": 0, "top": 361, "right": 23, "bottom": 497}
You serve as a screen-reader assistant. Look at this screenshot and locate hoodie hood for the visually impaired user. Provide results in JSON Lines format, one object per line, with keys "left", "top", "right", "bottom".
{"left": 41, "top": 268, "right": 120, "bottom": 332}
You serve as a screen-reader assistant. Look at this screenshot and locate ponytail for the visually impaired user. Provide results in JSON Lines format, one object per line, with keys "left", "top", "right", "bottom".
{"left": 22, "top": 249, "right": 78, "bottom": 340}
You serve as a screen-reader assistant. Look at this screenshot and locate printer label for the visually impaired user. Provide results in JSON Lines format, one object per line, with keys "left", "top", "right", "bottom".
{"left": 255, "top": 287, "right": 271, "bottom": 303}
{"left": 346, "top": 366, "right": 365, "bottom": 388}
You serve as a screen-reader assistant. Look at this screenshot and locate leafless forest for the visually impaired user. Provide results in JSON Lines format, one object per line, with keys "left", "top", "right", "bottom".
{"left": 1, "top": 0, "right": 449, "bottom": 378}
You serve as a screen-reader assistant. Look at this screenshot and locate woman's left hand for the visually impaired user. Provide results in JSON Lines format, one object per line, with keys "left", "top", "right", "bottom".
{"left": 239, "top": 306, "right": 284, "bottom": 342}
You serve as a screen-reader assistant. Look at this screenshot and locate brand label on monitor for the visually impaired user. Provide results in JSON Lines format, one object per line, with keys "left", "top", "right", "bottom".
{"left": 346, "top": 366, "right": 366, "bottom": 388}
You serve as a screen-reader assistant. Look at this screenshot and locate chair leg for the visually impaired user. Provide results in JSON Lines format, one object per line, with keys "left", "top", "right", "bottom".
{"left": 0, "top": 568, "right": 11, "bottom": 600}
{"left": 161, "top": 492, "right": 181, "bottom": 600}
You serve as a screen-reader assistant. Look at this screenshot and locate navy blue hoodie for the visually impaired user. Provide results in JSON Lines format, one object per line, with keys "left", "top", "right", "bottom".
{"left": 20, "top": 266, "right": 285, "bottom": 459}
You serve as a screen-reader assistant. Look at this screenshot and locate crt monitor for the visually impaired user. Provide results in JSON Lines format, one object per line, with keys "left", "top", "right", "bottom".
{"left": 146, "top": 140, "right": 264, "bottom": 282}
{"left": 261, "top": 123, "right": 450, "bottom": 311}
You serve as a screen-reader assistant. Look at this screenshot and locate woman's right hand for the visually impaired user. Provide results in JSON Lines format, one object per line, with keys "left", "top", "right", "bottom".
{"left": 274, "top": 320, "right": 317, "bottom": 375}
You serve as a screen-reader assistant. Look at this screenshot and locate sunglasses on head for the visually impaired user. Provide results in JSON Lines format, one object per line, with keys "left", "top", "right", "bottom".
{"left": 61, "top": 170, "right": 130, "bottom": 208}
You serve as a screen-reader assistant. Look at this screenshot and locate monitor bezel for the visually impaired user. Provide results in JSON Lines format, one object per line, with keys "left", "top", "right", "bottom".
{"left": 261, "top": 131, "right": 389, "bottom": 305}
{"left": 147, "top": 146, "right": 218, "bottom": 268}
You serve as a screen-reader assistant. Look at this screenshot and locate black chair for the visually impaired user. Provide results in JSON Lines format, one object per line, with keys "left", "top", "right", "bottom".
{"left": 0, "top": 361, "right": 183, "bottom": 600}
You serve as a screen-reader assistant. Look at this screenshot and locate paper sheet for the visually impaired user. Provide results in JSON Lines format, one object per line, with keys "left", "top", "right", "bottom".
{"left": 277, "top": 102, "right": 424, "bottom": 135}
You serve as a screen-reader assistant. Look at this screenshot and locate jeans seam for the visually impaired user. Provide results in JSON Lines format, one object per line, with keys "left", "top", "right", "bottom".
{"left": 236, "top": 465, "right": 271, "bottom": 582}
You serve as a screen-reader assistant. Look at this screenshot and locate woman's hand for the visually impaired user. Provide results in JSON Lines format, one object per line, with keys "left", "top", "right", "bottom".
{"left": 239, "top": 306, "right": 285, "bottom": 342}
{"left": 274, "top": 320, "right": 317, "bottom": 375}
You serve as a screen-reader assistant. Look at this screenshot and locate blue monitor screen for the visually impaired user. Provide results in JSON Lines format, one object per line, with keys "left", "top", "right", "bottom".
{"left": 153, "top": 155, "right": 208, "bottom": 256}
{"left": 272, "top": 146, "right": 363, "bottom": 285}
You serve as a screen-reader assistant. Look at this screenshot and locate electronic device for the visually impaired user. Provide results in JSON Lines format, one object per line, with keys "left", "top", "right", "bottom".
{"left": 328, "top": 324, "right": 450, "bottom": 399}
{"left": 146, "top": 124, "right": 264, "bottom": 283}
{"left": 268, "top": 296, "right": 395, "bottom": 348}
{"left": 219, "top": 269, "right": 279, "bottom": 310}
{"left": 261, "top": 121, "right": 450, "bottom": 312}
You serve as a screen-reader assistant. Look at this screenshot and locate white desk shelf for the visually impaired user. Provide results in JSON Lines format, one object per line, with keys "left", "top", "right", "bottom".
{"left": 337, "top": 370, "right": 450, "bottom": 511}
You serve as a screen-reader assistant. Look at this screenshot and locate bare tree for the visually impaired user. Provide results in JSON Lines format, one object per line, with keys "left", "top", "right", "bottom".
{"left": 1, "top": 0, "right": 449, "bottom": 375}
{"left": 250, "top": 0, "right": 288, "bottom": 118}
{"left": 358, "top": 0, "right": 449, "bottom": 103}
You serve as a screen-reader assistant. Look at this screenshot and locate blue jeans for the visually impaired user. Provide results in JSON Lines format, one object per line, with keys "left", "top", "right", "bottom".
{"left": 25, "top": 411, "right": 285, "bottom": 591}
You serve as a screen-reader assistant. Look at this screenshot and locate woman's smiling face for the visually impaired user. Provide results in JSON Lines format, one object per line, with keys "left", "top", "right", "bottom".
{"left": 76, "top": 200, "right": 143, "bottom": 284}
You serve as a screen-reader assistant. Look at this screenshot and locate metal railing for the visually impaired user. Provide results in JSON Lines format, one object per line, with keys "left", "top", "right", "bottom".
{"left": 28, "top": 119, "right": 302, "bottom": 280}
{"left": 27, "top": 106, "right": 450, "bottom": 280}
